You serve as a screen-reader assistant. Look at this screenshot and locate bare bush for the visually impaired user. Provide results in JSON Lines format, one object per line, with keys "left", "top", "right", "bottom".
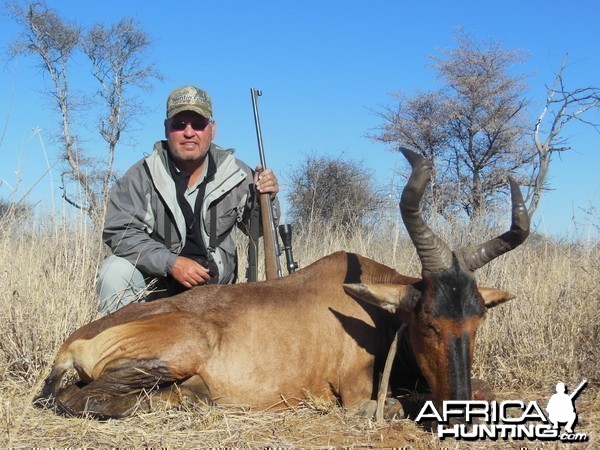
{"left": 285, "top": 153, "right": 386, "bottom": 234}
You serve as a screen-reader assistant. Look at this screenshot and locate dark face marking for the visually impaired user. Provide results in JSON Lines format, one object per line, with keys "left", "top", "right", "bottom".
{"left": 408, "top": 315, "right": 481, "bottom": 402}
{"left": 423, "top": 260, "right": 485, "bottom": 320}
{"left": 447, "top": 332, "right": 473, "bottom": 400}
{"left": 408, "top": 258, "right": 486, "bottom": 403}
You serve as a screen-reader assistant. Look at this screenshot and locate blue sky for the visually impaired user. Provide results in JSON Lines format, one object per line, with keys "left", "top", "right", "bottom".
{"left": 0, "top": 0, "right": 598, "bottom": 237}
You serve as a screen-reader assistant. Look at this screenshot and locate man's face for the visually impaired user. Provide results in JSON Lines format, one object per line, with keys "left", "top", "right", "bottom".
{"left": 165, "top": 111, "right": 215, "bottom": 168}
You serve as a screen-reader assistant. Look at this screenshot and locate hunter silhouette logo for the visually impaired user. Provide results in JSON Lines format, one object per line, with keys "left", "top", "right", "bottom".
{"left": 546, "top": 379, "right": 587, "bottom": 435}
{"left": 415, "top": 379, "right": 589, "bottom": 442}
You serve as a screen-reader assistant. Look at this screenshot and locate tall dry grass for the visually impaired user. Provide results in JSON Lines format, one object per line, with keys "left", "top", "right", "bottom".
{"left": 0, "top": 212, "right": 102, "bottom": 379}
{"left": 0, "top": 207, "right": 598, "bottom": 447}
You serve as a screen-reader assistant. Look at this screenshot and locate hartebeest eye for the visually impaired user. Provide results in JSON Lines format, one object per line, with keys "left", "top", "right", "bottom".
{"left": 425, "top": 321, "right": 440, "bottom": 336}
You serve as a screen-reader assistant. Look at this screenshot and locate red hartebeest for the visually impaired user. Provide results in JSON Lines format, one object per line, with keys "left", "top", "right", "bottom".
{"left": 34, "top": 148, "right": 529, "bottom": 419}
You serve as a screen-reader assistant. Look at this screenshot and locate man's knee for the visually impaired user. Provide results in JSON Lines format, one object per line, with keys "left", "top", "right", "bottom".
{"left": 96, "top": 256, "right": 149, "bottom": 314}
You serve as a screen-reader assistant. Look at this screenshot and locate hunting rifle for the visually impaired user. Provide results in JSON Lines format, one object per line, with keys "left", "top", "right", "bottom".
{"left": 250, "top": 88, "right": 298, "bottom": 280}
{"left": 569, "top": 379, "right": 587, "bottom": 400}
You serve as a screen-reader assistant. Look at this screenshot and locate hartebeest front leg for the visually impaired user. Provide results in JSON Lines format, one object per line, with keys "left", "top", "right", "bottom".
{"left": 57, "top": 382, "right": 141, "bottom": 419}
{"left": 56, "top": 358, "right": 178, "bottom": 418}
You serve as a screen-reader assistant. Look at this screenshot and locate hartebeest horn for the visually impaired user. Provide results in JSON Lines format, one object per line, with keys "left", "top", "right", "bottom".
{"left": 457, "top": 176, "right": 530, "bottom": 272}
{"left": 399, "top": 148, "right": 453, "bottom": 272}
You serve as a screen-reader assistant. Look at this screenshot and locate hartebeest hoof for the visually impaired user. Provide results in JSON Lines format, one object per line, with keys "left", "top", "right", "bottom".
{"left": 347, "top": 398, "right": 404, "bottom": 420}
{"left": 150, "top": 379, "right": 215, "bottom": 411}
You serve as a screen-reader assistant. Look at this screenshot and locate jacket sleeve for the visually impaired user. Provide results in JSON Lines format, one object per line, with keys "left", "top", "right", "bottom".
{"left": 102, "top": 165, "right": 177, "bottom": 277}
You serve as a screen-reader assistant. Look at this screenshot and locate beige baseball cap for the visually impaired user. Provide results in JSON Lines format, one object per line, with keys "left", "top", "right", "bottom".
{"left": 166, "top": 86, "right": 213, "bottom": 119}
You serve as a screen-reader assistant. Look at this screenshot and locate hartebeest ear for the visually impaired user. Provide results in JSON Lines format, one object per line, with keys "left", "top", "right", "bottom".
{"left": 343, "top": 283, "right": 421, "bottom": 313}
{"left": 478, "top": 286, "right": 516, "bottom": 308}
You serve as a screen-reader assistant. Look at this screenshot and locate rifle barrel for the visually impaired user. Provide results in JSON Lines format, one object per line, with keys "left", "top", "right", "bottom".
{"left": 569, "top": 379, "right": 587, "bottom": 400}
{"left": 251, "top": 88, "right": 267, "bottom": 169}
{"left": 250, "top": 88, "right": 282, "bottom": 279}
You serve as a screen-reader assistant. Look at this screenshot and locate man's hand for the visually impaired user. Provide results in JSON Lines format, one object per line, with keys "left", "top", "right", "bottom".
{"left": 171, "top": 256, "right": 212, "bottom": 288}
{"left": 254, "top": 164, "right": 279, "bottom": 199}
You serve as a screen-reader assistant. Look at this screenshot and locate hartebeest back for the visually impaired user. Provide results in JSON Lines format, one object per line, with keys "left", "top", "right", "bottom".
{"left": 34, "top": 148, "right": 529, "bottom": 419}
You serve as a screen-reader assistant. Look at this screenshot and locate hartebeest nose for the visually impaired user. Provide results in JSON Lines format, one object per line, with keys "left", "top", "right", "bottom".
{"left": 447, "top": 333, "right": 473, "bottom": 401}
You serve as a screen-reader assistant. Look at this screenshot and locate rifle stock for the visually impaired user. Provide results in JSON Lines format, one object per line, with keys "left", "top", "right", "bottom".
{"left": 251, "top": 88, "right": 282, "bottom": 280}
{"left": 260, "top": 193, "right": 281, "bottom": 279}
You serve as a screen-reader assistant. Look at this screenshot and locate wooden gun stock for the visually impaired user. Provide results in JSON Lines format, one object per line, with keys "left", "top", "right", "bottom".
{"left": 260, "top": 193, "right": 281, "bottom": 280}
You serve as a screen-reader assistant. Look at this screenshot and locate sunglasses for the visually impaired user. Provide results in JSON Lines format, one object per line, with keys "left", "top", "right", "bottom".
{"left": 169, "top": 118, "right": 212, "bottom": 131}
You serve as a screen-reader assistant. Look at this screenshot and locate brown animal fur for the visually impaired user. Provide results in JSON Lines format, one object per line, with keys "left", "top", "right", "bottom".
{"left": 37, "top": 252, "right": 416, "bottom": 417}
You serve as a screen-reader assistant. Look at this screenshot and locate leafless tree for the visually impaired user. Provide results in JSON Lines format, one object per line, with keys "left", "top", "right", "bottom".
{"left": 373, "top": 31, "right": 534, "bottom": 220}
{"left": 80, "top": 17, "right": 162, "bottom": 222}
{"left": 286, "top": 153, "right": 385, "bottom": 233}
{"left": 5, "top": 1, "right": 161, "bottom": 226}
{"left": 6, "top": 1, "right": 82, "bottom": 203}
{"left": 528, "top": 54, "right": 600, "bottom": 216}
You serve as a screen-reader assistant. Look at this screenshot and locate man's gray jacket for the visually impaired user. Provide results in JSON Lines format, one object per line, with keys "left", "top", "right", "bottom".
{"left": 103, "top": 141, "right": 276, "bottom": 284}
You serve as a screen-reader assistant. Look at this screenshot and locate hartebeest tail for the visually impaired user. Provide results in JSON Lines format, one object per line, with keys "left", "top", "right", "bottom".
{"left": 35, "top": 148, "right": 529, "bottom": 419}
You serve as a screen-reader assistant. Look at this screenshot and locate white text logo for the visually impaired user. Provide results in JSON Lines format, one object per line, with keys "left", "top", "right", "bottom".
{"left": 415, "top": 380, "right": 588, "bottom": 442}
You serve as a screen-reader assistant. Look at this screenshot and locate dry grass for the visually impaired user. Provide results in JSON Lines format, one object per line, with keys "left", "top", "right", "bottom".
{"left": 0, "top": 210, "right": 598, "bottom": 448}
